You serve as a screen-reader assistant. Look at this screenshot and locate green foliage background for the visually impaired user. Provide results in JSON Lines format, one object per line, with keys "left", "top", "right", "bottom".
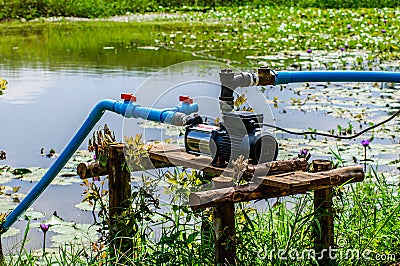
{"left": 0, "top": 0, "right": 400, "bottom": 21}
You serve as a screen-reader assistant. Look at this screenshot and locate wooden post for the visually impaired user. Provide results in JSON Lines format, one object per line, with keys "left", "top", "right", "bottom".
{"left": 313, "top": 160, "right": 335, "bottom": 266}
{"left": 212, "top": 177, "right": 236, "bottom": 265}
{"left": 0, "top": 236, "right": 4, "bottom": 266}
{"left": 201, "top": 172, "right": 215, "bottom": 249}
{"left": 108, "top": 144, "right": 132, "bottom": 256}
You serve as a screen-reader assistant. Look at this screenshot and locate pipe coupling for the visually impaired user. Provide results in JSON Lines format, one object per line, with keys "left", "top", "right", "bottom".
{"left": 257, "top": 66, "right": 276, "bottom": 86}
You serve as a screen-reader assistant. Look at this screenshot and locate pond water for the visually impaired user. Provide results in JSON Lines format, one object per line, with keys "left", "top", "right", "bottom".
{"left": 1, "top": 21, "right": 400, "bottom": 254}
{"left": 0, "top": 21, "right": 200, "bottom": 253}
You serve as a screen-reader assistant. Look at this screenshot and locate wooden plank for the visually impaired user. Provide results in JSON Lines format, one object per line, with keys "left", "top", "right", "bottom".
{"left": 256, "top": 166, "right": 363, "bottom": 189}
{"left": 148, "top": 143, "right": 230, "bottom": 175}
{"left": 248, "top": 158, "right": 308, "bottom": 175}
{"left": 190, "top": 166, "right": 364, "bottom": 209}
{"left": 148, "top": 143, "right": 308, "bottom": 177}
{"left": 256, "top": 172, "right": 303, "bottom": 189}
{"left": 148, "top": 143, "right": 184, "bottom": 153}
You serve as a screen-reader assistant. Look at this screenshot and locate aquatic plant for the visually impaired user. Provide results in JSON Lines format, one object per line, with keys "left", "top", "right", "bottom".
{"left": 298, "top": 148, "right": 311, "bottom": 161}
{"left": 360, "top": 139, "right": 371, "bottom": 171}
{"left": 40, "top": 224, "right": 50, "bottom": 255}
{"left": 0, "top": 78, "right": 7, "bottom": 96}
{"left": 88, "top": 124, "right": 116, "bottom": 168}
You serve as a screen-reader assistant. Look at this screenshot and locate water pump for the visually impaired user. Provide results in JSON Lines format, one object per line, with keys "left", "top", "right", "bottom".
{"left": 185, "top": 111, "right": 278, "bottom": 166}
{"left": 184, "top": 67, "right": 279, "bottom": 167}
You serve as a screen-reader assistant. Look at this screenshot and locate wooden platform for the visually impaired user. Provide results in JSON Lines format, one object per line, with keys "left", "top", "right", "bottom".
{"left": 78, "top": 143, "right": 364, "bottom": 208}
{"left": 147, "top": 143, "right": 364, "bottom": 209}
{"left": 148, "top": 143, "right": 218, "bottom": 174}
{"left": 148, "top": 143, "right": 310, "bottom": 177}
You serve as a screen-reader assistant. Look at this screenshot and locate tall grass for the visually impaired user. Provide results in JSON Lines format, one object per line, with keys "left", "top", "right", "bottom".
{"left": 0, "top": 0, "right": 399, "bottom": 21}
{"left": 2, "top": 165, "right": 399, "bottom": 265}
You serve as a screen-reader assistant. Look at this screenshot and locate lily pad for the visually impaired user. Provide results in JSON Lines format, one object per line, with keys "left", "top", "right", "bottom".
{"left": 0, "top": 176, "right": 12, "bottom": 185}
{"left": 41, "top": 212, "right": 73, "bottom": 226}
{"left": 52, "top": 176, "right": 82, "bottom": 186}
{"left": 0, "top": 195, "right": 17, "bottom": 212}
{"left": 50, "top": 223, "right": 100, "bottom": 246}
{"left": 23, "top": 209, "right": 46, "bottom": 220}
{"left": 75, "top": 201, "right": 101, "bottom": 212}
{"left": 2, "top": 227, "right": 20, "bottom": 238}
{"left": 11, "top": 168, "right": 32, "bottom": 175}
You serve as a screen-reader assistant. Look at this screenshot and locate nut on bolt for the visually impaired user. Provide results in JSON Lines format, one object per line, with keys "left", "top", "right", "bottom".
{"left": 257, "top": 66, "right": 276, "bottom": 86}
{"left": 220, "top": 69, "right": 233, "bottom": 73}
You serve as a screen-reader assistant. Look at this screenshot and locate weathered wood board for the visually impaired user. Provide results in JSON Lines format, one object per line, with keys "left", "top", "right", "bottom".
{"left": 148, "top": 143, "right": 308, "bottom": 177}
{"left": 76, "top": 143, "right": 364, "bottom": 210}
{"left": 189, "top": 165, "right": 364, "bottom": 209}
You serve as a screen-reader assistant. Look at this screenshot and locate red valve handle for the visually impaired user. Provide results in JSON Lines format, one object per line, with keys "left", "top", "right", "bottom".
{"left": 179, "top": 95, "right": 193, "bottom": 104}
{"left": 121, "top": 93, "right": 137, "bottom": 102}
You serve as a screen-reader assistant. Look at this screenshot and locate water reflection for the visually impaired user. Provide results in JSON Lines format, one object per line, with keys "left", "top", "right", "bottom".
{"left": 0, "top": 66, "right": 147, "bottom": 168}
{"left": 0, "top": 21, "right": 206, "bottom": 252}
{"left": 0, "top": 68, "right": 50, "bottom": 105}
{"left": 0, "top": 21, "right": 198, "bottom": 71}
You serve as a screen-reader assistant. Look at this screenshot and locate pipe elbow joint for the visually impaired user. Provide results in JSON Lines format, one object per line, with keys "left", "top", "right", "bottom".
{"left": 220, "top": 69, "right": 256, "bottom": 91}
{"left": 90, "top": 100, "right": 117, "bottom": 121}
{"left": 233, "top": 72, "right": 254, "bottom": 88}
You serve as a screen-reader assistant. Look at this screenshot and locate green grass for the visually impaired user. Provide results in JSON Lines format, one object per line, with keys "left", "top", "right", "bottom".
{"left": 0, "top": 0, "right": 400, "bottom": 21}
{"left": 2, "top": 166, "right": 399, "bottom": 265}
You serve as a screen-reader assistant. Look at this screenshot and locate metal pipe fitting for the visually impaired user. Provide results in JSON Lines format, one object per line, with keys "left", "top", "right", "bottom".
{"left": 257, "top": 66, "right": 276, "bottom": 86}
{"left": 219, "top": 68, "right": 270, "bottom": 112}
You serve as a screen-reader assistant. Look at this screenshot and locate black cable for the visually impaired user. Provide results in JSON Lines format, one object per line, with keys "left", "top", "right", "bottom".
{"left": 259, "top": 109, "right": 400, "bottom": 140}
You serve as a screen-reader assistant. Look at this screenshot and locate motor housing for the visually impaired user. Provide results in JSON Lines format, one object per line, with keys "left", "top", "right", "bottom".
{"left": 185, "top": 111, "right": 278, "bottom": 166}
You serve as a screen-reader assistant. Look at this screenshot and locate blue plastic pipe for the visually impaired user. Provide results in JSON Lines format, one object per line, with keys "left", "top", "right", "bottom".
{"left": 1, "top": 99, "right": 198, "bottom": 232}
{"left": 274, "top": 71, "right": 400, "bottom": 85}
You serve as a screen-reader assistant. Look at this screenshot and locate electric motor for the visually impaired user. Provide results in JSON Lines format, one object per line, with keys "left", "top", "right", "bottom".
{"left": 185, "top": 111, "right": 278, "bottom": 166}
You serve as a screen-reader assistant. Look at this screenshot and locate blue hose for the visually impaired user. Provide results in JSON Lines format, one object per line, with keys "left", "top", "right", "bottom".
{"left": 2, "top": 100, "right": 115, "bottom": 231}
{"left": 1, "top": 99, "right": 198, "bottom": 232}
{"left": 275, "top": 71, "right": 400, "bottom": 85}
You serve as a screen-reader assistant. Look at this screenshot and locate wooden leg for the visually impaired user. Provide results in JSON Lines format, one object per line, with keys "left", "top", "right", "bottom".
{"left": 0, "top": 236, "right": 4, "bottom": 266}
{"left": 108, "top": 144, "right": 132, "bottom": 257}
{"left": 312, "top": 160, "right": 335, "bottom": 266}
{"left": 201, "top": 172, "right": 215, "bottom": 248}
{"left": 212, "top": 177, "right": 236, "bottom": 265}
{"left": 214, "top": 203, "right": 236, "bottom": 265}
{"left": 314, "top": 187, "right": 335, "bottom": 265}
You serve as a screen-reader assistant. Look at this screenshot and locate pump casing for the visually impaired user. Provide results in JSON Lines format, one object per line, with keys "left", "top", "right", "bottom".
{"left": 185, "top": 111, "right": 278, "bottom": 166}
